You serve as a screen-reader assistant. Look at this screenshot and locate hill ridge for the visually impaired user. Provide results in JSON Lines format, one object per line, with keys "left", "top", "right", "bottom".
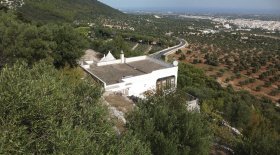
{"left": 14, "top": 0, "right": 123, "bottom": 22}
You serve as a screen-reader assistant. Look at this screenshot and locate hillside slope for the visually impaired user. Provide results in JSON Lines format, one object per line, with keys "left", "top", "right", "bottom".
{"left": 17, "top": 0, "right": 123, "bottom": 22}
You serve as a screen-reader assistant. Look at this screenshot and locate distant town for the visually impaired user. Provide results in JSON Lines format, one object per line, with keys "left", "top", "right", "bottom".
{"left": 179, "top": 15, "right": 280, "bottom": 31}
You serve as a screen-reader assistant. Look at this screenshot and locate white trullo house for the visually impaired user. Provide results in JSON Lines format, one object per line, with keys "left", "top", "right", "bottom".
{"left": 81, "top": 51, "right": 178, "bottom": 98}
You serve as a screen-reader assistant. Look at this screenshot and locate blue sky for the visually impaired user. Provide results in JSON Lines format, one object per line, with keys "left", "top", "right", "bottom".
{"left": 99, "top": 0, "right": 280, "bottom": 13}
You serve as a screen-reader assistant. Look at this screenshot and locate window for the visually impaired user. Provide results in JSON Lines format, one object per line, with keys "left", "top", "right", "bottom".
{"left": 156, "top": 76, "right": 176, "bottom": 93}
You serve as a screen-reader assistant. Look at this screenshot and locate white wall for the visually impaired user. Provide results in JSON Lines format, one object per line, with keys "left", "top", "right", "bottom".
{"left": 82, "top": 64, "right": 90, "bottom": 69}
{"left": 98, "top": 56, "right": 148, "bottom": 66}
{"left": 85, "top": 61, "right": 94, "bottom": 65}
{"left": 125, "top": 56, "right": 147, "bottom": 63}
{"left": 105, "top": 66, "right": 178, "bottom": 98}
{"left": 97, "top": 59, "right": 121, "bottom": 66}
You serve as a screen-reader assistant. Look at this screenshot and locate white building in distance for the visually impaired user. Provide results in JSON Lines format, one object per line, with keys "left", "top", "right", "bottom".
{"left": 81, "top": 51, "right": 178, "bottom": 98}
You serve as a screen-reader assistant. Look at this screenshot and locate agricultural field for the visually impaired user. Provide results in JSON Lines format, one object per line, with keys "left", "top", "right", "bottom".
{"left": 170, "top": 32, "right": 280, "bottom": 102}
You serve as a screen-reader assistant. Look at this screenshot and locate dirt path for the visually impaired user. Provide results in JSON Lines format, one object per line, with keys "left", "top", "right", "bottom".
{"left": 145, "top": 45, "right": 153, "bottom": 54}
{"left": 82, "top": 49, "right": 102, "bottom": 61}
{"left": 255, "top": 34, "right": 280, "bottom": 40}
{"left": 131, "top": 43, "right": 139, "bottom": 51}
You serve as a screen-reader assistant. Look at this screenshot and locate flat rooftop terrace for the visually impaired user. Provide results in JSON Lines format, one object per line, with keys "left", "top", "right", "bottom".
{"left": 88, "top": 58, "right": 172, "bottom": 85}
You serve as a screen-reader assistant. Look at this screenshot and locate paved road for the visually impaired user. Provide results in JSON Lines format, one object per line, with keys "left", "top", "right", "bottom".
{"left": 150, "top": 38, "right": 188, "bottom": 59}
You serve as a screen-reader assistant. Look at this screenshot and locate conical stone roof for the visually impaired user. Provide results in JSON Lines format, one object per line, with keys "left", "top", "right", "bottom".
{"left": 100, "top": 51, "right": 116, "bottom": 62}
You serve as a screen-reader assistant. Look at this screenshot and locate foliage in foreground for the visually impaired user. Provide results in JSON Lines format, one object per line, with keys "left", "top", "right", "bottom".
{"left": 127, "top": 93, "right": 213, "bottom": 155}
{"left": 0, "top": 61, "right": 150, "bottom": 154}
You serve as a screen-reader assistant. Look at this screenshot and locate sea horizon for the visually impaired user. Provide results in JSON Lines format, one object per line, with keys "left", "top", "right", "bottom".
{"left": 119, "top": 7, "right": 280, "bottom": 16}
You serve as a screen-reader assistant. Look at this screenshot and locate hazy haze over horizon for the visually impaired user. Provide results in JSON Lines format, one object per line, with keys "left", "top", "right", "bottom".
{"left": 99, "top": 0, "right": 280, "bottom": 14}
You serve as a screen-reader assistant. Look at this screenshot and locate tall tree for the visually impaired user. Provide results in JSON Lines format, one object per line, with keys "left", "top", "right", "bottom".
{"left": 50, "top": 24, "right": 89, "bottom": 68}
{"left": 0, "top": 11, "right": 88, "bottom": 68}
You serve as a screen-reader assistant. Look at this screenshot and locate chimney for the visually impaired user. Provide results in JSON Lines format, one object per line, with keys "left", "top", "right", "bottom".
{"left": 120, "top": 50, "right": 125, "bottom": 63}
